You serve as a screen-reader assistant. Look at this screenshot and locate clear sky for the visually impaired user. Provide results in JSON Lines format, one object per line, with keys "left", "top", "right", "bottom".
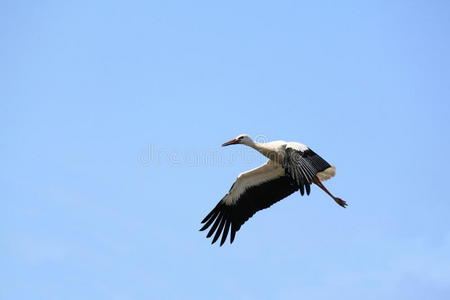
{"left": 2, "top": 1, "right": 450, "bottom": 299}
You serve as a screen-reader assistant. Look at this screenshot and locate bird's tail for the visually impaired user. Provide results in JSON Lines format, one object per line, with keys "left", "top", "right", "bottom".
{"left": 316, "top": 166, "right": 336, "bottom": 181}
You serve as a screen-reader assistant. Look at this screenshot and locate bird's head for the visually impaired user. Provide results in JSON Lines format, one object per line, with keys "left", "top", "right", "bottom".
{"left": 222, "top": 134, "right": 253, "bottom": 147}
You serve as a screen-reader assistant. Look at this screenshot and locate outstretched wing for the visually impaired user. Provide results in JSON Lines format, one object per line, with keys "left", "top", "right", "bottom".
{"left": 200, "top": 162, "right": 298, "bottom": 246}
{"left": 282, "top": 143, "right": 334, "bottom": 196}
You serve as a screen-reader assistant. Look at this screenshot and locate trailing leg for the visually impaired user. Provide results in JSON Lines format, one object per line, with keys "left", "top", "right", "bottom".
{"left": 312, "top": 177, "right": 347, "bottom": 208}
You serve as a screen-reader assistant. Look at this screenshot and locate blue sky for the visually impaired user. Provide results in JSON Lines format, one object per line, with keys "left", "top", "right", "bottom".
{"left": 2, "top": 1, "right": 450, "bottom": 299}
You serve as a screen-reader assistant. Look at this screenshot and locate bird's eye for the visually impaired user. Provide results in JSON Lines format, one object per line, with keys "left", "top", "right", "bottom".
{"left": 239, "top": 136, "right": 244, "bottom": 140}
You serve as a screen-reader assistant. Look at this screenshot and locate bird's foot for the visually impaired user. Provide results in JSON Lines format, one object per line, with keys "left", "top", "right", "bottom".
{"left": 334, "top": 197, "right": 348, "bottom": 208}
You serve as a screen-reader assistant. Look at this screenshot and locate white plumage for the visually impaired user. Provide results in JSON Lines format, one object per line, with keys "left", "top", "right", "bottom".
{"left": 224, "top": 161, "right": 285, "bottom": 205}
{"left": 316, "top": 166, "right": 336, "bottom": 181}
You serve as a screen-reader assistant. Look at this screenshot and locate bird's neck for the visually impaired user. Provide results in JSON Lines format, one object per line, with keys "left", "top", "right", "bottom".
{"left": 247, "top": 142, "right": 277, "bottom": 160}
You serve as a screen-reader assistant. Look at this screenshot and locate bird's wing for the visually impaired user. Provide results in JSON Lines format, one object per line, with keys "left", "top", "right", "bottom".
{"left": 200, "top": 161, "right": 298, "bottom": 246}
{"left": 282, "top": 143, "right": 334, "bottom": 196}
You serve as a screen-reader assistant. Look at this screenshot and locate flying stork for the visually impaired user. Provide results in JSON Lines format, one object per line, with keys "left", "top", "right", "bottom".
{"left": 200, "top": 134, "right": 346, "bottom": 246}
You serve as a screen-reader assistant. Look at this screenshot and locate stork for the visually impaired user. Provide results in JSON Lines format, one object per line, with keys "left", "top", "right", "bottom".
{"left": 200, "top": 134, "right": 346, "bottom": 246}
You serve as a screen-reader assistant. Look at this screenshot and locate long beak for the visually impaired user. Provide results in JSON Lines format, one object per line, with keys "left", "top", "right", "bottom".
{"left": 222, "top": 138, "right": 239, "bottom": 147}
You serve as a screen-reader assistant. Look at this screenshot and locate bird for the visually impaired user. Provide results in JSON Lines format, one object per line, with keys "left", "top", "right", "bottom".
{"left": 200, "top": 134, "right": 346, "bottom": 246}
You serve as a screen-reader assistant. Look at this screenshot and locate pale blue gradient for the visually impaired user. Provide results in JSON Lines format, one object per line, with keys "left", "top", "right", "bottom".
{"left": 2, "top": 1, "right": 450, "bottom": 299}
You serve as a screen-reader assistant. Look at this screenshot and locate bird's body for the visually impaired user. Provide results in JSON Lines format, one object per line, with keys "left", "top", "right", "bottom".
{"left": 200, "top": 134, "right": 346, "bottom": 246}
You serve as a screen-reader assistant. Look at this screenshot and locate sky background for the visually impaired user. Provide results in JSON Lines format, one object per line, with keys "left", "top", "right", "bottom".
{"left": 2, "top": 1, "right": 450, "bottom": 299}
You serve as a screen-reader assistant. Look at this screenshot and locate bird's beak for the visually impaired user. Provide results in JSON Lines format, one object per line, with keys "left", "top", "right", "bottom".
{"left": 222, "top": 138, "right": 239, "bottom": 147}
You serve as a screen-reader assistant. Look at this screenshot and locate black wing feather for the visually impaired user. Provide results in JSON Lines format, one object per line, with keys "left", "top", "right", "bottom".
{"left": 220, "top": 220, "right": 231, "bottom": 246}
{"left": 206, "top": 214, "right": 223, "bottom": 238}
{"left": 200, "top": 175, "right": 298, "bottom": 246}
{"left": 283, "top": 148, "right": 331, "bottom": 195}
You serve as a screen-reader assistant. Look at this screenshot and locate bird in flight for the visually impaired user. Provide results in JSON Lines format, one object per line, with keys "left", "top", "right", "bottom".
{"left": 200, "top": 134, "right": 346, "bottom": 246}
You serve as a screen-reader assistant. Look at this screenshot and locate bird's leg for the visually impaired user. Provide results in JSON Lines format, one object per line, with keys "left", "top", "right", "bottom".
{"left": 312, "top": 177, "right": 347, "bottom": 208}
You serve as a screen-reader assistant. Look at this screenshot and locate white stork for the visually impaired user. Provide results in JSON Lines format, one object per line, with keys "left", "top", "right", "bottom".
{"left": 200, "top": 134, "right": 346, "bottom": 246}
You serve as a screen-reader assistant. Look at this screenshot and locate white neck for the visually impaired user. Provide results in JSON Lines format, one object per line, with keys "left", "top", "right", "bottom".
{"left": 245, "top": 142, "right": 279, "bottom": 161}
